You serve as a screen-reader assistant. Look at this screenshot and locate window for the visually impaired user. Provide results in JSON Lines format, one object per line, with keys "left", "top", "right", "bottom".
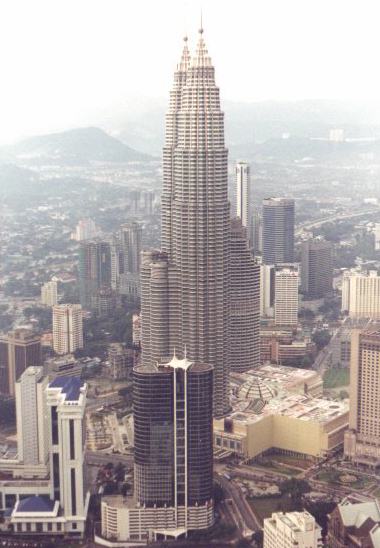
{"left": 47, "top": 522, "right": 52, "bottom": 532}
{"left": 51, "top": 406, "right": 58, "bottom": 444}
{"left": 36, "top": 523, "right": 43, "bottom": 533}
{"left": 71, "top": 468, "right": 77, "bottom": 516}
{"left": 69, "top": 419, "right": 75, "bottom": 460}
{"left": 72, "top": 523, "right": 77, "bottom": 530}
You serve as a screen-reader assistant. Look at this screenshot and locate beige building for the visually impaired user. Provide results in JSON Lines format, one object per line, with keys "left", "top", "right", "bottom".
{"left": 342, "top": 270, "right": 380, "bottom": 319}
{"left": 41, "top": 280, "right": 58, "bottom": 307}
{"left": 345, "top": 330, "right": 380, "bottom": 466}
{"left": 274, "top": 264, "right": 299, "bottom": 326}
{"left": 215, "top": 365, "right": 348, "bottom": 459}
{"left": 264, "top": 511, "right": 322, "bottom": 548}
{"left": 52, "top": 304, "right": 83, "bottom": 355}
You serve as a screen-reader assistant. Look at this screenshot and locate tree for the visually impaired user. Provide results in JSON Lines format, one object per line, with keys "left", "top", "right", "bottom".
{"left": 312, "top": 329, "right": 331, "bottom": 351}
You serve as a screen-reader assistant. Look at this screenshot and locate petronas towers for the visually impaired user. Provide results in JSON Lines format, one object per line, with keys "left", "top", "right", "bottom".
{"left": 141, "top": 29, "right": 259, "bottom": 417}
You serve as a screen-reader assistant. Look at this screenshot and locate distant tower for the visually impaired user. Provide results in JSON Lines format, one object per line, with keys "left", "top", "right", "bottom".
{"left": 41, "top": 280, "right": 58, "bottom": 307}
{"left": 230, "top": 219, "right": 260, "bottom": 371}
{"left": 236, "top": 162, "right": 251, "bottom": 231}
{"left": 15, "top": 366, "right": 48, "bottom": 472}
{"left": 79, "top": 239, "right": 111, "bottom": 309}
{"left": 0, "top": 329, "right": 41, "bottom": 396}
{"left": 345, "top": 330, "right": 380, "bottom": 467}
{"left": 52, "top": 304, "right": 83, "bottom": 355}
{"left": 301, "top": 239, "right": 333, "bottom": 299}
{"left": 144, "top": 29, "right": 230, "bottom": 417}
{"left": 119, "top": 221, "right": 142, "bottom": 275}
{"left": 133, "top": 354, "right": 214, "bottom": 527}
{"left": 262, "top": 198, "right": 295, "bottom": 264}
{"left": 274, "top": 264, "right": 299, "bottom": 326}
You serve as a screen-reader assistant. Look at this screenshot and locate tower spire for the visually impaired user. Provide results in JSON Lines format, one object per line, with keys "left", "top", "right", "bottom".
{"left": 177, "top": 34, "right": 190, "bottom": 72}
{"left": 192, "top": 14, "right": 212, "bottom": 68}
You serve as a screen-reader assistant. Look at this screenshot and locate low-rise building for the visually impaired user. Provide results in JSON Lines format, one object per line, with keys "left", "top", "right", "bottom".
{"left": 327, "top": 499, "right": 380, "bottom": 548}
{"left": 264, "top": 511, "right": 322, "bottom": 548}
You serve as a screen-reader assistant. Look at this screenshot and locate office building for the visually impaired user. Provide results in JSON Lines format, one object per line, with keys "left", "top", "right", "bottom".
{"left": 9, "top": 377, "right": 89, "bottom": 537}
{"left": 119, "top": 221, "right": 142, "bottom": 275}
{"left": 15, "top": 367, "right": 49, "bottom": 474}
{"left": 264, "top": 511, "right": 322, "bottom": 548}
{"left": 252, "top": 208, "right": 262, "bottom": 255}
{"left": 262, "top": 198, "right": 295, "bottom": 264}
{"left": 230, "top": 219, "right": 260, "bottom": 371}
{"left": 0, "top": 329, "right": 41, "bottom": 396}
{"left": 79, "top": 239, "right": 111, "bottom": 309}
{"left": 327, "top": 499, "right": 380, "bottom": 548}
{"left": 260, "top": 330, "right": 316, "bottom": 366}
{"left": 52, "top": 304, "right": 83, "bottom": 356}
{"left": 235, "top": 162, "right": 251, "bottom": 231}
{"left": 341, "top": 270, "right": 380, "bottom": 319}
{"left": 107, "top": 343, "right": 134, "bottom": 380}
{"left": 100, "top": 352, "right": 214, "bottom": 543}
{"left": 301, "top": 239, "right": 333, "bottom": 299}
{"left": 345, "top": 330, "right": 380, "bottom": 466}
{"left": 142, "top": 29, "right": 230, "bottom": 417}
{"left": 274, "top": 264, "right": 299, "bottom": 326}
{"left": 41, "top": 280, "right": 58, "bottom": 307}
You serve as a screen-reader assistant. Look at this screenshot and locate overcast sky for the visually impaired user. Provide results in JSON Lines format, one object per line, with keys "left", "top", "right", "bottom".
{"left": 1, "top": 0, "right": 380, "bottom": 144}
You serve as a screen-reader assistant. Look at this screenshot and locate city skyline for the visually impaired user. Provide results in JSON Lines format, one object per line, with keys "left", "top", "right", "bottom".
{"left": 1, "top": 0, "right": 380, "bottom": 144}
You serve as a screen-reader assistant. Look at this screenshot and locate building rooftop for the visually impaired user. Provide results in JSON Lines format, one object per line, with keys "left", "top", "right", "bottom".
{"left": 16, "top": 496, "right": 56, "bottom": 513}
{"left": 338, "top": 499, "right": 380, "bottom": 528}
{"left": 231, "top": 364, "right": 321, "bottom": 393}
{"left": 48, "top": 375, "right": 85, "bottom": 401}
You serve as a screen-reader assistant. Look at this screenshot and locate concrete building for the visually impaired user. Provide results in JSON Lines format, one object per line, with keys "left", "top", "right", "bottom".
{"left": 132, "top": 313, "right": 141, "bottom": 347}
{"left": 79, "top": 239, "right": 111, "bottom": 309}
{"left": 119, "top": 221, "right": 142, "bottom": 275}
{"left": 301, "top": 239, "right": 333, "bottom": 299}
{"left": 214, "top": 365, "right": 346, "bottom": 460}
{"left": 274, "top": 264, "right": 299, "bottom": 326}
{"left": 99, "top": 352, "right": 214, "bottom": 544}
{"left": 264, "top": 511, "right": 322, "bottom": 548}
{"left": 0, "top": 329, "right": 41, "bottom": 396}
{"left": 260, "top": 264, "right": 275, "bottom": 317}
{"left": 235, "top": 161, "right": 251, "bottom": 233}
{"left": 230, "top": 219, "right": 260, "bottom": 372}
{"left": 142, "top": 31, "right": 230, "bottom": 417}
{"left": 41, "top": 280, "right": 58, "bottom": 307}
{"left": 52, "top": 304, "right": 83, "bottom": 356}
{"left": 260, "top": 330, "right": 316, "bottom": 366}
{"left": 15, "top": 367, "right": 49, "bottom": 475}
{"left": 45, "top": 355, "right": 83, "bottom": 380}
{"left": 107, "top": 343, "right": 134, "bottom": 380}
{"left": 345, "top": 330, "right": 380, "bottom": 467}
{"left": 72, "top": 218, "right": 98, "bottom": 241}
{"left": 327, "top": 499, "right": 380, "bottom": 548}
{"left": 341, "top": 270, "right": 380, "bottom": 319}
{"left": 262, "top": 198, "right": 295, "bottom": 265}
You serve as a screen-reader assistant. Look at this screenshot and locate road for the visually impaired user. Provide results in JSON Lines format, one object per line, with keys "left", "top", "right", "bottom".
{"left": 216, "top": 473, "right": 261, "bottom": 533}
{"left": 86, "top": 450, "right": 133, "bottom": 467}
{"left": 295, "top": 207, "right": 380, "bottom": 236}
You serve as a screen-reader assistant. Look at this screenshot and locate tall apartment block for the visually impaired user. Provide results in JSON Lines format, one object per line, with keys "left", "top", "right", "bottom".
{"left": 41, "top": 280, "right": 58, "bottom": 307}
{"left": 142, "top": 30, "right": 230, "bottom": 417}
{"left": 101, "top": 353, "right": 214, "bottom": 543}
{"left": 264, "top": 511, "right": 322, "bottom": 548}
{"left": 15, "top": 367, "right": 49, "bottom": 477}
{"left": 345, "top": 330, "right": 380, "bottom": 467}
{"left": 72, "top": 218, "right": 98, "bottom": 241}
{"left": 230, "top": 219, "right": 260, "bottom": 371}
{"left": 301, "top": 239, "right": 333, "bottom": 299}
{"left": 262, "top": 197, "right": 295, "bottom": 264}
{"left": 236, "top": 162, "right": 251, "bottom": 231}
{"left": 0, "top": 329, "right": 41, "bottom": 396}
{"left": 79, "top": 239, "right": 111, "bottom": 309}
{"left": 119, "top": 221, "right": 142, "bottom": 298}
{"left": 342, "top": 270, "right": 380, "bottom": 319}
{"left": 274, "top": 265, "right": 299, "bottom": 326}
{"left": 260, "top": 263, "right": 275, "bottom": 317}
{"left": 52, "top": 304, "right": 83, "bottom": 356}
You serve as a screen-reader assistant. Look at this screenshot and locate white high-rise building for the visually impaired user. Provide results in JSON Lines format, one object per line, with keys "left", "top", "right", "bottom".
{"left": 342, "top": 270, "right": 380, "bottom": 319}
{"left": 274, "top": 264, "right": 299, "bottom": 326}
{"left": 52, "top": 304, "right": 83, "bottom": 355}
{"left": 41, "top": 280, "right": 58, "bottom": 307}
{"left": 15, "top": 367, "right": 48, "bottom": 472}
{"left": 260, "top": 264, "right": 275, "bottom": 317}
{"left": 236, "top": 161, "right": 251, "bottom": 230}
{"left": 264, "top": 511, "right": 322, "bottom": 548}
{"left": 73, "top": 218, "right": 98, "bottom": 241}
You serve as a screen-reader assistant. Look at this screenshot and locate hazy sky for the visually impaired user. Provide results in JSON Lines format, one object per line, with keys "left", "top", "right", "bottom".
{"left": 1, "top": 0, "right": 380, "bottom": 144}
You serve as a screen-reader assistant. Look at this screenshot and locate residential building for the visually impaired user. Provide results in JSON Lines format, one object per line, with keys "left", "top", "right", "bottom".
{"left": 41, "top": 280, "right": 58, "bottom": 307}
{"left": 262, "top": 197, "right": 295, "bottom": 265}
{"left": 0, "top": 329, "right": 41, "bottom": 396}
{"left": 52, "top": 304, "right": 83, "bottom": 356}
{"left": 142, "top": 30, "right": 230, "bottom": 417}
{"left": 327, "top": 499, "right": 380, "bottom": 548}
{"left": 79, "top": 239, "right": 111, "bottom": 309}
{"left": 107, "top": 343, "right": 134, "bottom": 380}
{"left": 301, "top": 239, "right": 333, "bottom": 299}
{"left": 230, "top": 219, "right": 260, "bottom": 371}
{"left": 264, "top": 511, "right": 322, "bottom": 548}
{"left": 72, "top": 218, "right": 98, "bottom": 241}
{"left": 274, "top": 264, "right": 299, "bottom": 326}
{"left": 100, "top": 352, "right": 214, "bottom": 543}
{"left": 345, "top": 330, "right": 380, "bottom": 466}
{"left": 119, "top": 221, "right": 142, "bottom": 275}
{"left": 342, "top": 270, "right": 380, "bottom": 319}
